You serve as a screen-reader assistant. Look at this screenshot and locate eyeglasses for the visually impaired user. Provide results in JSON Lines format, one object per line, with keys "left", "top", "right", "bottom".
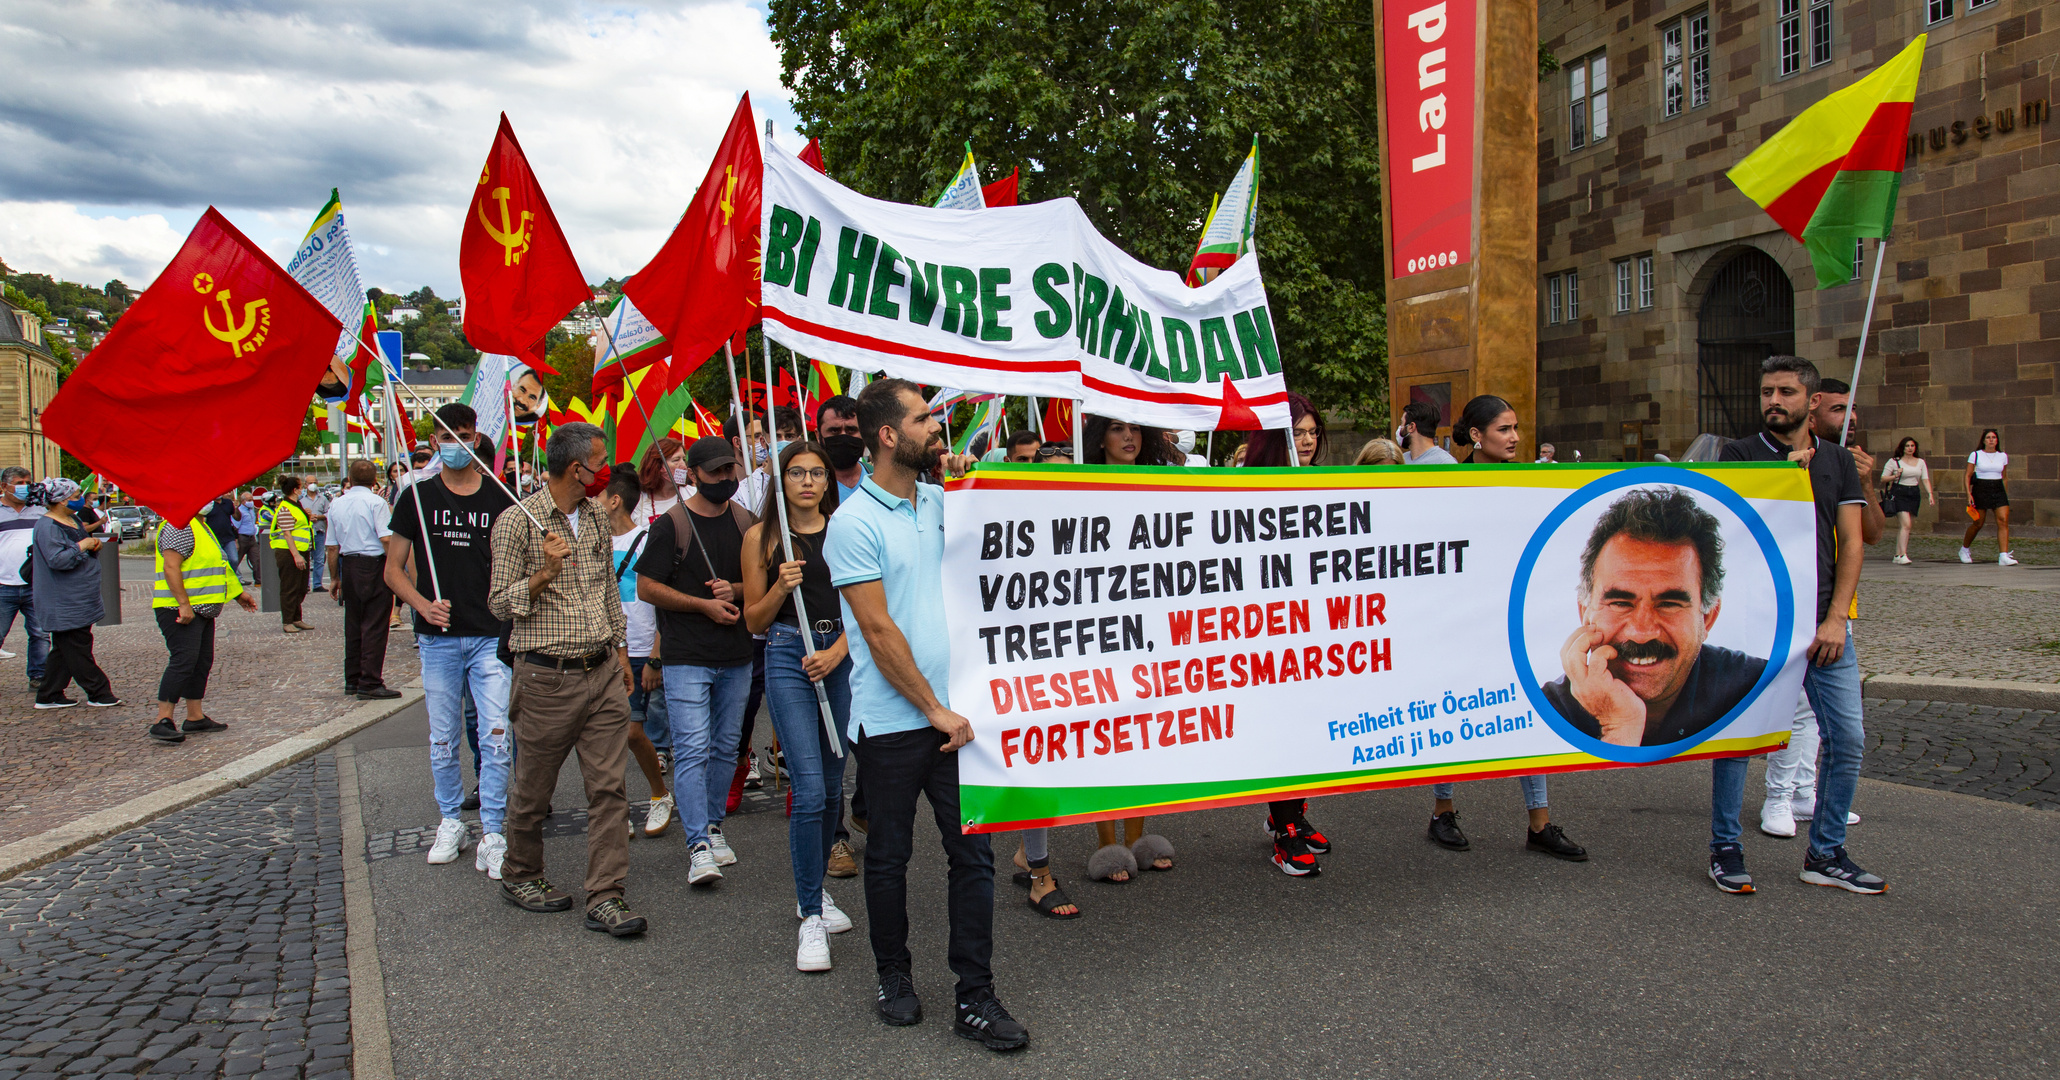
{"left": 784, "top": 467, "right": 828, "bottom": 482}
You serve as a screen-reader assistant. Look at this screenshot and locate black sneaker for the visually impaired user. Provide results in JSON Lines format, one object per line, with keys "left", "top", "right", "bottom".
{"left": 34, "top": 697, "right": 78, "bottom": 711}
{"left": 876, "top": 972, "right": 922, "bottom": 1026}
{"left": 1526, "top": 822, "right": 1589, "bottom": 861}
{"left": 1270, "top": 823, "right": 1322, "bottom": 877}
{"left": 955, "top": 991, "right": 1028, "bottom": 1051}
{"left": 148, "top": 720, "right": 186, "bottom": 744}
{"left": 1265, "top": 801, "right": 1331, "bottom": 854}
{"left": 462, "top": 788, "right": 482, "bottom": 811}
{"left": 583, "top": 898, "right": 647, "bottom": 936}
{"left": 1427, "top": 810, "right": 1470, "bottom": 851}
{"left": 501, "top": 877, "right": 575, "bottom": 913}
{"left": 356, "top": 686, "right": 403, "bottom": 701}
{"left": 182, "top": 716, "right": 228, "bottom": 733}
{"left": 1709, "top": 842, "right": 1755, "bottom": 894}
{"left": 1800, "top": 846, "right": 1886, "bottom": 894}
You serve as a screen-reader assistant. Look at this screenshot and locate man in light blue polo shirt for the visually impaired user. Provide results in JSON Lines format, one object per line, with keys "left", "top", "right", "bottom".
{"left": 827, "top": 378, "right": 1027, "bottom": 1052}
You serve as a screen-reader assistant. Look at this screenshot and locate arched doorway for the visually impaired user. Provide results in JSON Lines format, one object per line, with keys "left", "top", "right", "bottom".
{"left": 1696, "top": 248, "right": 1794, "bottom": 439}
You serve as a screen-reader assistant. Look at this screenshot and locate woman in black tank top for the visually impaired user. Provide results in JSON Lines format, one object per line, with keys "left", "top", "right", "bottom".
{"left": 741, "top": 442, "right": 859, "bottom": 971}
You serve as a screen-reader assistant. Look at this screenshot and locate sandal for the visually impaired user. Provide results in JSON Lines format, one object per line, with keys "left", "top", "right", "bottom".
{"left": 1131, "top": 833, "right": 1175, "bottom": 872}
{"left": 1028, "top": 878, "right": 1082, "bottom": 920}
{"left": 1087, "top": 843, "right": 1138, "bottom": 883}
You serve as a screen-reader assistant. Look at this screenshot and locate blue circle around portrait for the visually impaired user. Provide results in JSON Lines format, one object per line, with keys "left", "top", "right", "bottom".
{"left": 1506, "top": 467, "right": 1795, "bottom": 764}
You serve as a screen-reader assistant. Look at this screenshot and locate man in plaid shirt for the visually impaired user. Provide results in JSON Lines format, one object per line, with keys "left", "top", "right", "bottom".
{"left": 487, "top": 421, "right": 644, "bottom": 937}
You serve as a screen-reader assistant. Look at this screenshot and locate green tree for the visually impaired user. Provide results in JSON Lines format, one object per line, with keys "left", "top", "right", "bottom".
{"left": 768, "top": 0, "right": 1388, "bottom": 427}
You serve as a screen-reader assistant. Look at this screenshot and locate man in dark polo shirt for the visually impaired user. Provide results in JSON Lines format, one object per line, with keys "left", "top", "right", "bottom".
{"left": 1708, "top": 355, "right": 1884, "bottom": 897}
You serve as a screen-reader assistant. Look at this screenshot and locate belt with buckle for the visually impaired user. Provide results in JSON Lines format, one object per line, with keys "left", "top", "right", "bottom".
{"left": 519, "top": 650, "right": 612, "bottom": 671}
{"left": 811, "top": 618, "right": 843, "bottom": 635}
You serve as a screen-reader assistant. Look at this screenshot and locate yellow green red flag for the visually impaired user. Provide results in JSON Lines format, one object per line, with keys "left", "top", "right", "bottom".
{"left": 1727, "top": 35, "right": 1925, "bottom": 288}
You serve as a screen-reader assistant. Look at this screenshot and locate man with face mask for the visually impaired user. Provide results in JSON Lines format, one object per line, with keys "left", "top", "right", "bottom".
{"left": 818, "top": 395, "right": 869, "bottom": 504}
{"left": 636, "top": 436, "right": 759, "bottom": 885}
{"left": 0, "top": 467, "right": 49, "bottom": 687}
{"left": 384, "top": 403, "right": 518, "bottom": 878}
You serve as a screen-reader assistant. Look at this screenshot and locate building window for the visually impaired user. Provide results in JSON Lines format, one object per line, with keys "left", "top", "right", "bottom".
{"left": 1809, "top": 0, "right": 1833, "bottom": 67}
{"left": 1615, "top": 259, "right": 1634, "bottom": 313}
{"left": 1926, "top": 0, "right": 1952, "bottom": 24}
{"left": 1569, "top": 52, "right": 1608, "bottom": 150}
{"left": 1663, "top": 12, "right": 1710, "bottom": 116}
{"left": 1548, "top": 274, "right": 1564, "bottom": 324}
{"left": 1546, "top": 270, "right": 1581, "bottom": 323}
{"left": 1779, "top": 0, "right": 1804, "bottom": 75}
{"left": 1615, "top": 256, "right": 1657, "bottom": 312}
{"left": 1637, "top": 255, "right": 1655, "bottom": 310}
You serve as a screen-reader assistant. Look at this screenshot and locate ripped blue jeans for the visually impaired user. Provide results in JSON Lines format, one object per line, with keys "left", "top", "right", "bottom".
{"left": 421, "top": 634, "right": 513, "bottom": 833}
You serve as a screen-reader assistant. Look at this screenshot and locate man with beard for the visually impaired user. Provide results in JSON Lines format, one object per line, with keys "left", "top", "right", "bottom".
{"left": 1546, "top": 487, "right": 1765, "bottom": 747}
{"left": 510, "top": 365, "right": 547, "bottom": 425}
{"left": 1712, "top": 355, "right": 1883, "bottom": 896}
{"left": 827, "top": 378, "right": 1026, "bottom": 1051}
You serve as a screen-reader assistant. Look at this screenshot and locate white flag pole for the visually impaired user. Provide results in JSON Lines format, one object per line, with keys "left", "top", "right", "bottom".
{"left": 1838, "top": 240, "right": 1888, "bottom": 448}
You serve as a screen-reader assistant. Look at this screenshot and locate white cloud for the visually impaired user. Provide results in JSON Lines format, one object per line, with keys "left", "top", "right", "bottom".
{"left": 0, "top": 0, "right": 800, "bottom": 295}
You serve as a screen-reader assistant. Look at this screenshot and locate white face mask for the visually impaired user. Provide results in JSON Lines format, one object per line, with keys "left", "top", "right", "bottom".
{"left": 1175, "top": 430, "right": 1197, "bottom": 455}
{"left": 671, "top": 467, "right": 690, "bottom": 488}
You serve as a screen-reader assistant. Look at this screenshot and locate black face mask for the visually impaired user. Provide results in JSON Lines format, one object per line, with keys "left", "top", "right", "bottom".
{"left": 696, "top": 478, "right": 739, "bottom": 505}
{"left": 822, "top": 434, "right": 865, "bottom": 471}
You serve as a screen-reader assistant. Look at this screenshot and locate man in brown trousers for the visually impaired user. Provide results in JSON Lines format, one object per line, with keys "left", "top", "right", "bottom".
{"left": 487, "top": 421, "right": 644, "bottom": 937}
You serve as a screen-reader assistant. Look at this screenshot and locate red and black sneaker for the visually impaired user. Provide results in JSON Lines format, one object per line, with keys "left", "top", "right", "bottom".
{"left": 1270, "top": 823, "right": 1322, "bottom": 877}
{"left": 1265, "top": 802, "right": 1331, "bottom": 855}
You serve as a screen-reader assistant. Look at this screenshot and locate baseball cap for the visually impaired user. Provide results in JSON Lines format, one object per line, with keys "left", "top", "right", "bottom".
{"left": 687, "top": 436, "right": 738, "bottom": 471}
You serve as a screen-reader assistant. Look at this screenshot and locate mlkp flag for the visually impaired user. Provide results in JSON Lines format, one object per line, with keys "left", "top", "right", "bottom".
{"left": 460, "top": 113, "right": 589, "bottom": 367}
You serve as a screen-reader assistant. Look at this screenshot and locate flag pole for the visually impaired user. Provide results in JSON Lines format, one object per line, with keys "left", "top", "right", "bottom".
{"left": 788, "top": 346, "right": 811, "bottom": 437}
{"left": 1072, "top": 400, "right": 1085, "bottom": 464}
{"left": 721, "top": 339, "right": 751, "bottom": 464}
{"left": 1838, "top": 239, "right": 1888, "bottom": 448}
{"left": 761, "top": 329, "right": 843, "bottom": 754}
{"left": 388, "top": 380, "right": 443, "bottom": 600}
{"left": 588, "top": 296, "right": 659, "bottom": 440}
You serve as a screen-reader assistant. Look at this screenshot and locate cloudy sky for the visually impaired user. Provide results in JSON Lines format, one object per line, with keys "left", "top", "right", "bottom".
{"left": 0, "top": 0, "right": 801, "bottom": 296}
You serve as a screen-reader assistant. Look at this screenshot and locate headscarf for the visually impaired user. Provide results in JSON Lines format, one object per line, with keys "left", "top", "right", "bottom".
{"left": 39, "top": 478, "right": 80, "bottom": 506}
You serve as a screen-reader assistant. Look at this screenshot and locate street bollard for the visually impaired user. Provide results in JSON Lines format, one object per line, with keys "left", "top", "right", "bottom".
{"left": 260, "top": 557, "right": 280, "bottom": 613}
{"left": 96, "top": 541, "right": 121, "bottom": 626}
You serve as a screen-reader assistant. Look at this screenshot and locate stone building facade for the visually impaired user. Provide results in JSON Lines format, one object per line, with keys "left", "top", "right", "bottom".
{"left": 1535, "top": 0, "right": 2055, "bottom": 531}
{"left": 0, "top": 301, "right": 61, "bottom": 479}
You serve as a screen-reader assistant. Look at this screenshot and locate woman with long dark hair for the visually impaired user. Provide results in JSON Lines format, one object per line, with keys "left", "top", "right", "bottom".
{"left": 1427, "top": 396, "right": 1588, "bottom": 861}
{"left": 1961, "top": 428, "right": 2015, "bottom": 565}
{"left": 1241, "top": 392, "right": 1327, "bottom": 467}
{"left": 1882, "top": 437, "right": 1933, "bottom": 564}
{"left": 741, "top": 440, "right": 858, "bottom": 971}
{"left": 1082, "top": 414, "right": 1178, "bottom": 468}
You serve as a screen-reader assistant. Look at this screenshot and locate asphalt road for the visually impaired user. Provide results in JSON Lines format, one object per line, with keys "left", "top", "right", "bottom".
{"left": 347, "top": 701, "right": 2057, "bottom": 1080}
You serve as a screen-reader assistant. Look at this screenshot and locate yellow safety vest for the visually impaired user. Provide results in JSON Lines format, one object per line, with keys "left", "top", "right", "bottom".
{"left": 154, "top": 522, "right": 242, "bottom": 609}
{"left": 269, "top": 500, "right": 313, "bottom": 551}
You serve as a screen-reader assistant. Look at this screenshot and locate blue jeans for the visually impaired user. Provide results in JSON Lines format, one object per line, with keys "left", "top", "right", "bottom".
{"left": 663, "top": 660, "right": 752, "bottom": 848}
{"left": 1713, "top": 626, "right": 1863, "bottom": 857}
{"left": 307, "top": 530, "right": 326, "bottom": 588}
{"left": 0, "top": 583, "right": 48, "bottom": 681}
{"left": 763, "top": 623, "right": 852, "bottom": 915}
{"left": 1431, "top": 776, "right": 1548, "bottom": 809}
{"left": 421, "top": 635, "right": 513, "bottom": 833}
{"left": 630, "top": 657, "right": 670, "bottom": 753}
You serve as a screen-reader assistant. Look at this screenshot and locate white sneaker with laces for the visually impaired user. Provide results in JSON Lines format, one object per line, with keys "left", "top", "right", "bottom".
{"left": 1791, "top": 798, "right": 1860, "bottom": 826}
{"left": 1892, "top": 555, "right": 1911, "bottom": 565}
{"left": 688, "top": 842, "right": 723, "bottom": 885}
{"left": 707, "top": 824, "right": 737, "bottom": 866}
{"left": 643, "top": 793, "right": 674, "bottom": 838}
{"left": 1759, "top": 799, "right": 1797, "bottom": 838}
{"left": 802, "top": 890, "right": 854, "bottom": 933}
{"left": 1999, "top": 552, "right": 2019, "bottom": 566}
{"left": 427, "top": 817, "right": 468, "bottom": 864}
{"left": 1959, "top": 547, "right": 1973, "bottom": 563}
{"left": 796, "top": 915, "right": 832, "bottom": 972}
{"left": 474, "top": 832, "right": 506, "bottom": 879}
{"left": 0, "top": 647, "right": 15, "bottom": 658}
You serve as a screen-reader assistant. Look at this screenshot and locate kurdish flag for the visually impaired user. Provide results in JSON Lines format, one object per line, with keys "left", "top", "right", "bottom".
{"left": 1728, "top": 35, "right": 1925, "bottom": 288}
{"left": 1186, "top": 138, "right": 1258, "bottom": 287}
{"left": 934, "top": 143, "right": 986, "bottom": 210}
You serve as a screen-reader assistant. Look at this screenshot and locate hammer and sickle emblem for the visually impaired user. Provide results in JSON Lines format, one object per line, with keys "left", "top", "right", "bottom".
{"left": 192, "top": 272, "right": 215, "bottom": 294}
{"left": 477, "top": 186, "right": 534, "bottom": 266}
{"left": 203, "top": 290, "right": 271, "bottom": 358}
{"left": 718, "top": 165, "right": 739, "bottom": 226}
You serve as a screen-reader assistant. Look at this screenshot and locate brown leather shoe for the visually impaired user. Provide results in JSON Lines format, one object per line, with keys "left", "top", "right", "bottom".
{"left": 826, "top": 838, "right": 858, "bottom": 878}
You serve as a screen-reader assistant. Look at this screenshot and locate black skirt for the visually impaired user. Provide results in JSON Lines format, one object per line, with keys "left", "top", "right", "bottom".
{"left": 1884, "top": 485, "right": 1921, "bottom": 517}
{"left": 1970, "top": 478, "right": 2009, "bottom": 510}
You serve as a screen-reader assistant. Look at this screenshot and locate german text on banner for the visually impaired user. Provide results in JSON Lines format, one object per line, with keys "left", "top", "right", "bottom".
{"left": 758, "top": 145, "right": 1291, "bottom": 431}
{"left": 944, "top": 462, "right": 1815, "bottom": 832}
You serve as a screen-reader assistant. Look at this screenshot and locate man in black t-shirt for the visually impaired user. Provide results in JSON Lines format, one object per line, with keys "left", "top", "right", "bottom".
{"left": 1707, "top": 355, "right": 1885, "bottom": 897}
{"left": 636, "top": 436, "right": 756, "bottom": 884}
{"left": 384, "top": 403, "right": 519, "bottom": 879}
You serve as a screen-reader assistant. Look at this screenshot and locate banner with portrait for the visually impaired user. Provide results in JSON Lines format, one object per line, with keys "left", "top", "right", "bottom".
{"left": 943, "top": 462, "right": 1816, "bottom": 832}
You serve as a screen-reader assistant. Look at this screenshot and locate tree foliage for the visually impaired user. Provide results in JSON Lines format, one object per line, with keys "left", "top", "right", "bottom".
{"left": 767, "top": 0, "right": 1389, "bottom": 427}
{"left": 377, "top": 286, "right": 479, "bottom": 369}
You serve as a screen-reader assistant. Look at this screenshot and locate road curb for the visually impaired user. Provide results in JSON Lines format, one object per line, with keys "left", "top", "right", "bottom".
{"left": 0, "top": 688, "right": 425, "bottom": 883}
{"left": 1863, "top": 674, "right": 2060, "bottom": 711}
{"left": 335, "top": 742, "right": 395, "bottom": 1080}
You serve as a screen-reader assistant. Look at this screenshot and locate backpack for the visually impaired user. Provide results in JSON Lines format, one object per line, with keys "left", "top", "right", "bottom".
{"left": 664, "top": 501, "right": 757, "bottom": 582}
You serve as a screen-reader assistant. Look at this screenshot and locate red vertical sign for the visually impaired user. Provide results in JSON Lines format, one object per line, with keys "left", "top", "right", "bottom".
{"left": 1381, "top": 0, "right": 1476, "bottom": 278}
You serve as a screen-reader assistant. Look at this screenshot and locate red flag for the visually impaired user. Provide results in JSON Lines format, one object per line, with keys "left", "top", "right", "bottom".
{"left": 341, "top": 306, "right": 378, "bottom": 417}
{"left": 626, "top": 94, "right": 762, "bottom": 392}
{"left": 460, "top": 113, "right": 587, "bottom": 371}
{"left": 799, "top": 138, "right": 828, "bottom": 175}
{"left": 982, "top": 168, "right": 1020, "bottom": 208}
{"left": 43, "top": 209, "right": 342, "bottom": 527}
{"left": 1042, "top": 397, "right": 1074, "bottom": 443}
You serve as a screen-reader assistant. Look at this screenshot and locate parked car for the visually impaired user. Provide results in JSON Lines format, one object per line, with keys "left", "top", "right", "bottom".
{"left": 107, "top": 505, "right": 148, "bottom": 541}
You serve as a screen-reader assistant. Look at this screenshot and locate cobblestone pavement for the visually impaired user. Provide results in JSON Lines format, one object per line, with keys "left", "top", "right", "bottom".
{"left": 1864, "top": 699, "right": 2060, "bottom": 811}
{"left": 1852, "top": 578, "right": 2060, "bottom": 682}
{"left": 0, "top": 591, "right": 417, "bottom": 847}
{"left": 0, "top": 758, "right": 349, "bottom": 1079}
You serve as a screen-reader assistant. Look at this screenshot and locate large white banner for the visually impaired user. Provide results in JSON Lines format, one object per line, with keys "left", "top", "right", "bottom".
{"left": 758, "top": 144, "right": 1292, "bottom": 431}
{"left": 285, "top": 189, "right": 371, "bottom": 369}
{"left": 941, "top": 462, "right": 1816, "bottom": 832}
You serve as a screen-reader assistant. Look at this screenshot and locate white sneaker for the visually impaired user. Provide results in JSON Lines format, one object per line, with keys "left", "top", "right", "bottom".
{"left": 474, "top": 832, "right": 506, "bottom": 879}
{"left": 688, "top": 842, "right": 723, "bottom": 885}
{"left": 1959, "top": 546, "right": 1973, "bottom": 563}
{"left": 1845, "top": 810, "right": 1861, "bottom": 825}
{"left": 643, "top": 793, "right": 674, "bottom": 838}
{"left": 1790, "top": 797, "right": 1815, "bottom": 822}
{"left": 801, "top": 890, "right": 854, "bottom": 934}
{"left": 1892, "top": 554, "right": 1911, "bottom": 565}
{"left": 1759, "top": 799, "right": 1797, "bottom": 838}
{"left": 1999, "top": 552, "right": 2019, "bottom": 566}
{"left": 0, "top": 647, "right": 15, "bottom": 658}
{"left": 427, "top": 817, "right": 468, "bottom": 864}
{"left": 796, "top": 915, "right": 832, "bottom": 972}
{"left": 707, "top": 824, "right": 737, "bottom": 866}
